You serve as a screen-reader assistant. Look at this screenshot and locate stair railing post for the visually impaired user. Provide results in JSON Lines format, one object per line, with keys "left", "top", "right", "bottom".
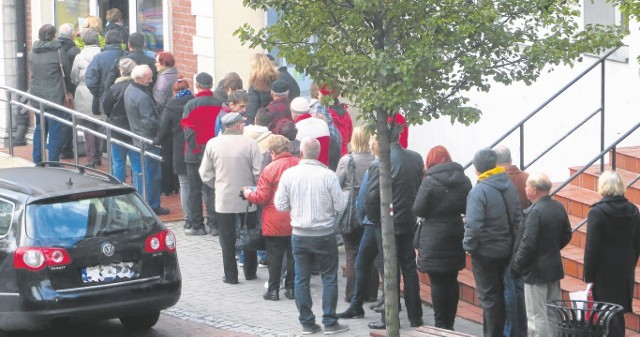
{"left": 519, "top": 124, "right": 525, "bottom": 170}
{"left": 600, "top": 59, "right": 606, "bottom": 173}
{"left": 71, "top": 113, "right": 79, "bottom": 165}
{"left": 140, "top": 143, "right": 147, "bottom": 200}
{"left": 39, "top": 101, "right": 46, "bottom": 161}
{"left": 105, "top": 127, "right": 113, "bottom": 175}
{"left": 611, "top": 145, "right": 616, "bottom": 171}
{"left": 5, "top": 90, "right": 13, "bottom": 156}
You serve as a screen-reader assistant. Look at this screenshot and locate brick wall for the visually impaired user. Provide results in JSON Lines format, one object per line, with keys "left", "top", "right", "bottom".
{"left": 171, "top": 0, "right": 196, "bottom": 82}
{"left": 25, "top": 1, "right": 31, "bottom": 53}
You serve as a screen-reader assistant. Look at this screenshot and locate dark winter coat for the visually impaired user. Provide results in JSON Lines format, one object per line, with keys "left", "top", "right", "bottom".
{"left": 85, "top": 44, "right": 125, "bottom": 114}
{"left": 58, "top": 37, "right": 80, "bottom": 92}
{"left": 511, "top": 195, "right": 572, "bottom": 284}
{"left": 412, "top": 162, "right": 471, "bottom": 273}
{"left": 155, "top": 93, "right": 193, "bottom": 175}
{"left": 126, "top": 49, "right": 158, "bottom": 83}
{"left": 246, "top": 86, "right": 272, "bottom": 124}
{"left": 464, "top": 170, "right": 522, "bottom": 258}
{"left": 124, "top": 82, "right": 159, "bottom": 147}
{"left": 365, "top": 142, "right": 423, "bottom": 234}
{"left": 584, "top": 195, "right": 640, "bottom": 312}
{"left": 102, "top": 77, "right": 133, "bottom": 144}
{"left": 29, "top": 40, "right": 70, "bottom": 105}
{"left": 277, "top": 66, "right": 300, "bottom": 100}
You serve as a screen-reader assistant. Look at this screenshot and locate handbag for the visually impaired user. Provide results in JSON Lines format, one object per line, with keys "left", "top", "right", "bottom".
{"left": 236, "top": 202, "right": 265, "bottom": 251}
{"left": 57, "top": 50, "right": 74, "bottom": 109}
{"left": 336, "top": 154, "right": 360, "bottom": 235}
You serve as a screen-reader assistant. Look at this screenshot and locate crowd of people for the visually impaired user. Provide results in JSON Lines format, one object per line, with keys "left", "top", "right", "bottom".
{"left": 27, "top": 15, "right": 640, "bottom": 337}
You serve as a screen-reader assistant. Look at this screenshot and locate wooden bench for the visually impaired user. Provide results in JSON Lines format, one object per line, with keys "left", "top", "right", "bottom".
{"left": 370, "top": 326, "right": 476, "bottom": 337}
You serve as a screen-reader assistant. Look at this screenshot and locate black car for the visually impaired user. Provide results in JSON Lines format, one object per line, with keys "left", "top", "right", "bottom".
{"left": 0, "top": 162, "right": 181, "bottom": 331}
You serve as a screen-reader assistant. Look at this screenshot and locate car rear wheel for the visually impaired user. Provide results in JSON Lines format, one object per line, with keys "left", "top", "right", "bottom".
{"left": 119, "top": 310, "right": 160, "bottom": 330}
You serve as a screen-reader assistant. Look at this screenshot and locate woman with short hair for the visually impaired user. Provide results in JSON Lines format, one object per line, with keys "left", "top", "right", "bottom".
{"left": 584, "top": 170, "right": 640, "bottom": 337}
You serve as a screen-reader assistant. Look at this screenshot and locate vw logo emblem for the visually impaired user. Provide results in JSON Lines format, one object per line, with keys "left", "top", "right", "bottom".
{"left": 101, "top": 242, "right": 115, "bottom": 257}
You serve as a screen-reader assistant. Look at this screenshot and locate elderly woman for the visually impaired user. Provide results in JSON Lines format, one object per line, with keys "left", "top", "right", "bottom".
{"left": 243, "top": 135, "right": 300, "bottom": 301}
{"left": 584, "top": 170, "right": 640, "bottom": 337}
{"left": 71, "top": 29, "right": 102, "bottom": 167}
{"left": 412, "top": 145, "right": 471, "bottom": 330}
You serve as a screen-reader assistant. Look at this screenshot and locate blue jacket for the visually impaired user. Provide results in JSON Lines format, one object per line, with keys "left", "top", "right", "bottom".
{"left": 85, "top": 44, "right": 125, "bottom": 114}
{"left": 464, "top": 170, "right": 522, "bottom": 258}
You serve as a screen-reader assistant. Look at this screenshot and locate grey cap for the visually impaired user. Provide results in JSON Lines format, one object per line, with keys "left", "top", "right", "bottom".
{"left": 271, "top": 79, "right": 289, "bottom": 94}
{"left": 80, "top": 29, "right": 99, "bottom": 46}
{"left": 473, "top": 148, "right": 498, "bottom": 173}
{"left": 221, "top": 112, "right": 245, "bottom": 127}
{"left": 195, "top": 72, "right": 213, "bottom": 88}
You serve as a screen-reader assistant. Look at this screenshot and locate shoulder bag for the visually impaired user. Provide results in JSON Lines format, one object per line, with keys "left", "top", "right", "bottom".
{"left": 57, "top": 50, "right": 74, "bottom": 110}
{"left": 336, "top": 154, "right": 360, "bottom": 235}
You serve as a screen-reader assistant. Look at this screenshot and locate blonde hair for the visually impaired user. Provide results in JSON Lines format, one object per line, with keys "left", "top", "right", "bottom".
{"left": 369, "top": 135, "right": 379, "bottom": 156}
{"left": 249, "top": 54, "right": 279, "bottom": 92}
{"left": 350, "top": 126, "right": 370, "bottom": 154}
{"left": 598, "top": 170, "right": 625, "bottom": 197}
{"left": 82, "top": 15, "right": 103, "bottom": 34}
{"left": 526, "top": 172, "right": 552, "bottom": 193}
{"left": 267, "top": 135, "right": 291, "bottom": 155}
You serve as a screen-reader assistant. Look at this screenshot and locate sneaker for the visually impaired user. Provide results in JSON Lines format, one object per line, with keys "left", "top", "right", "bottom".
{"left": 185, "top": 228, "right": 207, "bottom": 235}
{"left": 324, "top": 323, "right": 349, "bottom": 335}
{"left": 258, "top": 260, "right": 268, "bottom": 268}
{"left": 302, "top": 323, "right": 321, "bottom": 335}
{"left": 153, "top": 207, "right": 170, "bottom": 216}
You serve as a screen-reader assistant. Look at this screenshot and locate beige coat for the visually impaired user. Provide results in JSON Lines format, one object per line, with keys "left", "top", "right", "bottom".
{"left": 71, "top": 45, "right": 101, "bottom": 118}
{"left": 199, "top": 132, "right": 262, "bottom": 214}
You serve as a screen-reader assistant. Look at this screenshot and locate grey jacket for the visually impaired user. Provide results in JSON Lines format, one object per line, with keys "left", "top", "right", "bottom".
{"left": 124, "top": 82, "right": 159, "bottom": 147}
{"left": 464, "top": 171, "right": 522, "bottom": 258}
{"left": 29, "top": 40, "right": 70, "bottom": 105}
{"left": 153, "top": 67, "right": 178, "bottom": 111}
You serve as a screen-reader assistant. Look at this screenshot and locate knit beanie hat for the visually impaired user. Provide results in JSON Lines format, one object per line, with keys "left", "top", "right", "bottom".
{"left": 473, "top": 148, "right": 497, "bottom": 173}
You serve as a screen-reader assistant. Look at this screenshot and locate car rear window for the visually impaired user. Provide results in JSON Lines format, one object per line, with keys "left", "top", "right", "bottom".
{"left": 0, "top": 199, "right": 14, "bottom": 236}
{"left": 26, "top": 192, "right": 156, "bottom": 240}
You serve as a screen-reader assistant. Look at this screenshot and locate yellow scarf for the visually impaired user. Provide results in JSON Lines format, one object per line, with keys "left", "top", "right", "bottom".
{"left": 477, "top": 166, "right": 505, "bottom": 181}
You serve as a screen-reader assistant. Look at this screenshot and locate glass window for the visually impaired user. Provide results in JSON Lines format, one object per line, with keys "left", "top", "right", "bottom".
{"left": 136, "top": 0, "right": 164, "bottom": 52}
{"left": 27, "top": 192, "right": 155, "bottom": 240}
{"left": 0, "top": 199, "right": 14, "bottom": 236}
{"left": 55, "top": 0, "right": 91, "bottom": 32}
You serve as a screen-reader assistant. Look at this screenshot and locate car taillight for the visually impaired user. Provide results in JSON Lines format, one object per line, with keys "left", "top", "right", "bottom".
{"left": 145, "top": 230, "right": 176, "bottom": 253}
{"left": 14, "top": 247, "right": 71, "bottom": 271}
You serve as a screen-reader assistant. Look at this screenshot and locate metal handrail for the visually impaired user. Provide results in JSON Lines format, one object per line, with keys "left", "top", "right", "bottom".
{"left": 463, "top": 47, "right": 620, "bottom": 171}
{"left": 1, "top": 86, "right": 161, "bottom": 200}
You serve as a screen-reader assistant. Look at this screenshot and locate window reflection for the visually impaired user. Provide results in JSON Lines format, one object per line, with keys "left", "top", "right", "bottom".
{"left": 136, "top": 0, "right": 163, "bottom": 52}
{"left": 55, "top": 0, "right": 91, "bottom": 33}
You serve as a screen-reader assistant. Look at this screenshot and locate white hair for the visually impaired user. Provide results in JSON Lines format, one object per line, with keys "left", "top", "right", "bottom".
{"left": 58, "top": 23, "right": 75, "bottom": 39}
{"left": 131, "top": 65, "right": 151, "bottom": 81}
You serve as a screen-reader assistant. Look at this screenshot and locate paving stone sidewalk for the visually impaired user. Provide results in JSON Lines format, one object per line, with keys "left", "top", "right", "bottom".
{"left": 164, "top": 221, "right": 483, "bottom": 337}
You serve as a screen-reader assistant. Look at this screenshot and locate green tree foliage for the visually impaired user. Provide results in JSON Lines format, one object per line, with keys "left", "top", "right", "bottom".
{"left": 236, "top": 1, "right": 622, "bottom": 335}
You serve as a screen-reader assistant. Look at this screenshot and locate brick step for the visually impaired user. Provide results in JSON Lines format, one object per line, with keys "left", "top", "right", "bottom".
{"left": 613, "top": 146, "right": 640, "bottom": 174}
{"left": 568, "top": 165, "right": 640, "bottom": 203}
{"left": 567, "top": 214, "right": 588, "bottom": 249}
{"left": 552, "top": 184, "right": 602, "bottom": 219}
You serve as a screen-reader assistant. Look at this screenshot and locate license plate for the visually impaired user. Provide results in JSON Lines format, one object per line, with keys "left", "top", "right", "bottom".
{"left": 81, "top": 262, "right": 138, "bottom": 283}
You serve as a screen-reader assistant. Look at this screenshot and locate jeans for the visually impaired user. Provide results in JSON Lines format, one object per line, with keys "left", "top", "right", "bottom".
{"left": 178, "top": 174, "right": 190, "bottom": 223}
{"left": 186, "top": 163, "right": 216, "bottom": 230}
{"left": 428, "top": 271, "right": 459, "bottom": 330}
{"left": 33, "top": 109, "right": 72, "bottom": 163}
{"left": 343, "top": 226, "right": 379, "bottom": 303}
{"left": 504, "top": 272, "right": 527, "bottom": 337}
{"left": 264, "top": 236, "right": 294, "bottom": 292}
{"left": 111, "top": 143, "right": 139, "bottom": 183}
{"left": 218, "top": 212, "right": 257, "bottom": 281}
{"left": 291, "top": 234, "right": 339, "bottom": 328}
{"left": 350, "top": 225, "right": 381, "bottom": 309}
{"left": 130, "top": 146, "right": 162, "bottom": 209}
{"left": 471, "top": 255, "right": 510, "bottom": 337}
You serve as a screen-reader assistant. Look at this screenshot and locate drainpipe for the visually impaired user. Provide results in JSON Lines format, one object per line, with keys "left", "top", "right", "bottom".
{"left": 12, "top": 0, "right": 28, "bottom": 145}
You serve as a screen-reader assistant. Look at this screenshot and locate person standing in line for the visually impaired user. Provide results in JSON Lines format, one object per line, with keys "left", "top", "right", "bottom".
{"left": 334, "top": 126, "right": 378, "bottom": 304}
{"left": 124, "top": 64, "right": 169, "bottom": 216}
{"left": 29, "top": 24, "right": 72, "bottom": 164}
{"left": 243, "top": 135, "right": 300, "bottom": 301}
{"left": 126, "top": 32, "right": 158, "bottom": 84}
{"left": 57, "top": 23, "right": 81, "bottom": 159}
{"left": 510, "top": 172, "right": 571, "bottom": 337}
{"left": 267, "top": 54, "right": 300, "bottom": 100}
{"left": 290, "top": 97, "right": 331, "bottom": 167}
{"left": 464, "top": 148, "right": 522, "bottom": 337}
{"left": 181, "top": 72, "right": 223, "bottom": 236}
{"left": 494, "top": 145, "right": 529, "bottom": 337}
{"left": 274, "top": 137, "right": 349, "bottom": 335}
{"left": 412, "top": 145, "right": 471, "bottom": 330}
{"left": 246, "top": 53, "right": 279, "bottom": 124}
{"left": 200, "top": 113, "right": 262, "bottom": 284}
{"left": 584, "top": 170, "right": 640, "bottom": 337}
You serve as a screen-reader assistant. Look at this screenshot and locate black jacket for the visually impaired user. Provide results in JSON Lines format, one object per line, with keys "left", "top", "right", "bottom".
{"left": 85, "top": 44, "right": 125, "bottom": 114}
{"left": 246, "top": 86, "right": 272, "bottom": 124}
{"left": 584, "top": 195, "right": 640, "bottom": 312}
{"left": 58, "top": 37, "right": 80, "bottom": 92}
{"left": 412, "top": 162, "right": 471, "bottom": 273}
{"left": 365, "top": 142, "right": 423, "bottom": 234}
{"left": 103, "top": 77, "right": 133, "bottom": 143}
{"left": 126, "top": 49, "right": 158, "bottom": 83}
{"left": 155, "top": 94, "right": 193, "bottom": 175}
{"left": 278, "top": 66, "right": 300, "bottom": 100}
{"left": 511, "top": 195, "right": 572, "bottom": 284}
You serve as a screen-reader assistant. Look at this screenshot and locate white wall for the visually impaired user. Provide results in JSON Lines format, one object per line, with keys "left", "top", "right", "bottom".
{"left": 409, "top": 24, "right": 640, "bottom": 183}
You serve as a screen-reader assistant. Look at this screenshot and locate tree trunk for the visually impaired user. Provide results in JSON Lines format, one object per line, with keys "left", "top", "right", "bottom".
{"left": 375, "top": 110, "right": 400, "bottom": 336}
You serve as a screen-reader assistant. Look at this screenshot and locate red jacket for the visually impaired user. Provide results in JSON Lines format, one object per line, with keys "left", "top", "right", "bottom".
{"left": 245, "top": 152, "right": 300, "bottom": 236}
{"left": 328, "top": 103, "right": 353, "bottom": 156}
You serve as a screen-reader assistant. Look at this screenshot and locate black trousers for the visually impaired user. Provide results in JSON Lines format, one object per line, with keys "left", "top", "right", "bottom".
{"left": 471, "top": 255, "right": 510, "bottom": 337}
{"left": 218, "top": 212, "right": 257, "bottom": 281}
{"left": 342, "top": 227, "right": 379, "bottom": 303}
{"left": 428, "top": 270, "right": 459, "bottom": 330}
{"left": 186, "top": 163, "right": 216, "bottom": 230}
{"left": 264, "top": 236, "right": 294, "bottom": 292}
